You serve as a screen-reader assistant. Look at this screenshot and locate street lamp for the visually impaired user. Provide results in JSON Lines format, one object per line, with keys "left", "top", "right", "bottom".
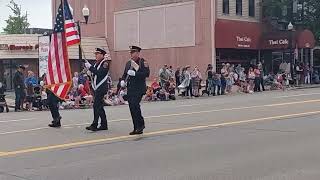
{"left": 288, "top": 22, "right": 294, "bottom": 82}
{"left": 82, "top": 5, "right": 90, "bottom": 24}
{"left": 288, "top": 22, "right": 294, "bottom": 31}
{"left": 77, "top": 5, "right": 90, "bottom": 71}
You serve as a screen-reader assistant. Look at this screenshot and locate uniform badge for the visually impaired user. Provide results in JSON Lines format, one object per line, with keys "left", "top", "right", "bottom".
{"left": 103, "top": 62, "right": 108, "bottom": 68}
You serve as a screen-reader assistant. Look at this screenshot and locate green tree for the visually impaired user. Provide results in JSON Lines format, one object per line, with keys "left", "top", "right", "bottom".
{"left": 263, "top": 0, "right": 320, "bottom": 43}
{"left": 3, "top": 0, "right": 30, "bottom": 34}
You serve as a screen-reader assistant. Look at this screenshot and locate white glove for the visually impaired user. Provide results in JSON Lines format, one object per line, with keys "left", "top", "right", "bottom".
{"left": 85, "top": 62, "right": 91, "bottom": 69}
{"left": 127, "top": 70, "right": 136, "bottom": 76}
{"left": 120, "top": 80, "right": 126, "bottom": 87}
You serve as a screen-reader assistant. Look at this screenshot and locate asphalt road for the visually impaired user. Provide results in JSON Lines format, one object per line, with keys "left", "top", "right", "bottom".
{"left": 1, "top": 88, "right": 320, "bottom": 180}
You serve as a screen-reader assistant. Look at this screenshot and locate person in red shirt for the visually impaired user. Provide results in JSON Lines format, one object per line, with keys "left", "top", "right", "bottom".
{"left": 151, "top": 78, "right": 161, "bottom": 94}
{"left": 75, "top": 84, "right": 93, "bottom": 107}
{"left": 83, "top": 75, "right": 92, "bottom": 96}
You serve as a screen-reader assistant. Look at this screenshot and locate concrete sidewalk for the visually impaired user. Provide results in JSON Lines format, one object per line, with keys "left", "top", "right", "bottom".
{"left": 4, "top": 84, "right": 320, "bottom": 108}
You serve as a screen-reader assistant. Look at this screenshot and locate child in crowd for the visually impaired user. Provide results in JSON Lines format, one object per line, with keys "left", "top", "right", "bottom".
{"left": 25, "top": 82, "right": 34, "bottom": 111}
{"left": 247, "top": 67, "right": 255, "bottom": 93}
{"left": 167, "top": 78, "right": 176, "bottom": 100}
{"left": 158, "top": 88, "right": 169, "bottom": 101}
{"left": 145, "top": 86, "right": 155, "bottom": 101}
{"left": 118, "top": 87, "right": 128, "bottom": 105}
{"left": 76, "top": 84, "right": 93, "bottom": 107}
{"left": 39, "top": 81, "right": 48, "bottom": 110}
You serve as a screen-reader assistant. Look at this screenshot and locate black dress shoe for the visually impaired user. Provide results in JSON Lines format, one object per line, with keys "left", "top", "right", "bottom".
{"left": 97, "top": 126, "right": 108, "bottom": 131}
{"left": 48, "top": 117, "right": 61, "bottom": 128}
{"left": 135, "top": 128, "right": 144, "bottom": 135}
{"left": 48, "top": 122, "right": 61, "bottom": 128}
{"left": 129, "top": 130, "right": 137, "bottom": 135}
{"left": 86, "top": 126, "right": 98, "bottom": 131}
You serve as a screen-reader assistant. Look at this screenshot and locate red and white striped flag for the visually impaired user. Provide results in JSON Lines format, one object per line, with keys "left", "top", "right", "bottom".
{"left": 64, "top": 1, "right": 80, "bottom": 46}
{"left": 46, "top": 0, "right": 79, "bottom": 99}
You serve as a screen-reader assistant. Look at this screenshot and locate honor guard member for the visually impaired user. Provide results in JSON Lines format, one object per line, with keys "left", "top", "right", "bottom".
{"left": 121, "top": 46, "right": 150, "bottom": 135}
{"left": 47, "top": 88, "right": 62, "bottom": 128}
{"left": 84, "top": 48, "right": 110, "bottom": 132}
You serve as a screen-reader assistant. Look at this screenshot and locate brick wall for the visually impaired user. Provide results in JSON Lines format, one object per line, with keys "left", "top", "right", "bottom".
{"left": 106, "top": 0, "right": 214, "bottom": 80}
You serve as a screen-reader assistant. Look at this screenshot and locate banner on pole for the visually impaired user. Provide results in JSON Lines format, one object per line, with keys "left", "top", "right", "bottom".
{"left": 38, "top": 36, "right": 50, "bottom": 77}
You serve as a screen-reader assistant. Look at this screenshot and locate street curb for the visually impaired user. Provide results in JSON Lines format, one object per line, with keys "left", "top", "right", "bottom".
{"left": 5, "top": 85, "right": 320, "bottom": 109}
{"left": 292, "top": 85, "right": 320, "bottom": 90}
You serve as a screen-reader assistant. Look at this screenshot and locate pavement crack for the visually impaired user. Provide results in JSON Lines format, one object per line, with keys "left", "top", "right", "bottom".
{"left": 0, "top": 171, "right": 32, "bottom": 180}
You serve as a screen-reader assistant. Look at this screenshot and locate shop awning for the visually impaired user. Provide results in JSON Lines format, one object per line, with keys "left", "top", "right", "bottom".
{"left": 215, "top": 19, "right": 262, "bottom": 49}
{"left": 296, "top": 29, "right": 315, "bottom": 49}
{"left": 261, "top": 29, "right": 316, "bottom": 49}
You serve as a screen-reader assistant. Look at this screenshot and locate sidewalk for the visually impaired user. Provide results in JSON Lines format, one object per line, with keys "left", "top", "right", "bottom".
{"left": 4, "top": 84, "right": 320, "bottom": 108}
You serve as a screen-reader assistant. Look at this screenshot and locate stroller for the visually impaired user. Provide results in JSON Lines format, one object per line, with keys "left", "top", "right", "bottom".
{"left": 32, "top": 86, "right": 43, "bottom": 111}
{"left": 0, "top": 82, "right": 9, "bottom": 113}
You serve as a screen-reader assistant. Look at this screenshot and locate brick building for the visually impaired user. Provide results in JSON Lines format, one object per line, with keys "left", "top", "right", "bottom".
{"left": 51, "top": 0, "right": 316, "bottom": 78}
{"left": 52, "top": 0, "right": 216, "bottom": 79}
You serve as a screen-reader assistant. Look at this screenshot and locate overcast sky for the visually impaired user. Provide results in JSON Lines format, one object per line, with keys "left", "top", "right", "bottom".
{"left": 0, "top": 0, "right": 52, "bottom": 32}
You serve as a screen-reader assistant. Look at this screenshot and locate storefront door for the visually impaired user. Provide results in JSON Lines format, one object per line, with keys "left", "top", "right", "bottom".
{"left": 0, "top": 60, "right": 18, "bottom": 90}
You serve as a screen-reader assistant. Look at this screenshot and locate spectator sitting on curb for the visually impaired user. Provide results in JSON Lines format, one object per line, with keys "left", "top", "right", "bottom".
{"left": 166, "top": 78, "right": 176, "bottom": 100}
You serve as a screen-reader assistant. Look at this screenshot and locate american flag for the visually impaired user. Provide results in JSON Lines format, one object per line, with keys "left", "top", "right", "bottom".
{"left": 63, "top": 0, "right": 80, "bottom": 46}
{"left": 46, "top": 0, "right": 78, "bottom": 99}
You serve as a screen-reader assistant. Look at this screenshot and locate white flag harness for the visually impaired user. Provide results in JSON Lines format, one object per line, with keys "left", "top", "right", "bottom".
{"left": 92, "top": 60, "right": 110, "bottom": 91}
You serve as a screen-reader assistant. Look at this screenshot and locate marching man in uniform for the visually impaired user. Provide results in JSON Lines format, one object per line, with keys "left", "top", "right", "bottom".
{"left": 121, "top": 46, "right": 150, "bottom": 135}
{"left": 84, "top": 48, "right": 110, "bottom": 132}
{"left": 47, "top": 88, "right": 62, "bottom": 128}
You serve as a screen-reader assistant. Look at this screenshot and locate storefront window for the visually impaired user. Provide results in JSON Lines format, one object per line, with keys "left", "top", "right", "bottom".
{"left": 223, "top": 0, "right": 229, "bottom": 14}
{"left": 216, "top": 49, "right": 259, "bottom": 71}
{"left": 236, "top": 0, "right": 242, "bottom": 16}
{"left": 1, "top": 60, "right": 15, "bottom": 90}
{"left": 249, "top": 0, "right": 255, "bottom": 17}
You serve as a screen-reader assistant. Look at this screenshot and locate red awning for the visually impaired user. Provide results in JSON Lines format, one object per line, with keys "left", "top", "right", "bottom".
{"left": 297, "top": 29, "right": 315, "bottom": 48}
{"left": 215, "top": 19, "right": 262, "bottom": 49}
{"left": 215, "top": 19, "right": 316, "bottom": 50}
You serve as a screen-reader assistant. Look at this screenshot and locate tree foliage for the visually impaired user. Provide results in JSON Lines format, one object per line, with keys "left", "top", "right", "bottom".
{"left": 3, "top": 0, "right": 30, "bottom": 34}
{"left": 263, "top": 0, "right": 320, "bottom": 43}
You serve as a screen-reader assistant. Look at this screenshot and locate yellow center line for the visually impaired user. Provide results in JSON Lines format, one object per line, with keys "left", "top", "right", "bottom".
{"left": 1, "top": 99, "right": 320, "bottom": 136}
{"left": 0, "top": 110, "right": 320, "bottom": 158}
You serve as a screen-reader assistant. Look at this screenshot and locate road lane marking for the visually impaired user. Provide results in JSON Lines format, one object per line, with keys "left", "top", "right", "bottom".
{"left": 273, "top": 93, "right": 320, "bottom": 99}
{"left": 1, "top": 99, "right": 320, "bottom": 136}
{"left": 0, "top": 118, "right": 36, "bottom": 123}
{"left": 1, "top": 110, "right": 320, "bottom": 157}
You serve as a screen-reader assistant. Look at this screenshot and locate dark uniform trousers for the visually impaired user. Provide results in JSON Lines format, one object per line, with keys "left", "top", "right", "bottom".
{"left": 47, "top": 91, "right": 61, "bottom": 121}
{"left": 92, "top": 90, "right": 107, "bottom": 128}
{"left": 13, "top": 71, "right": 25, "bottom": 110}
{"left": 128, "top": 95, "right": 145, "bottom": 130}
{"left": 15, "top": 88, "right": 25, "bottom": 110}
